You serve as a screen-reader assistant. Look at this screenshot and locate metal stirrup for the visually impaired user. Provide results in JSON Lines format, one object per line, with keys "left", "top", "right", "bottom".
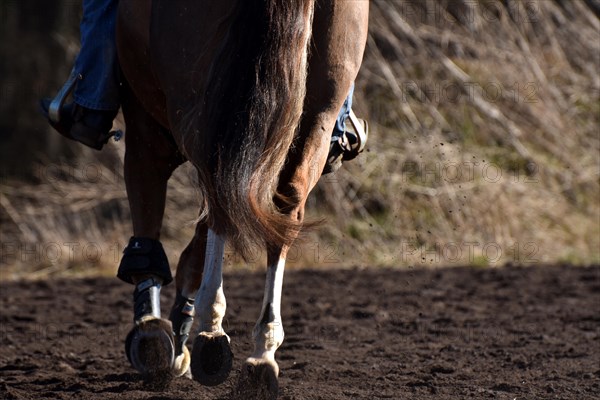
{"left": 48, "top": 67, "right": 81, "bottom": 123}
{"left": 347, "top": 109, "right": 367, "bottom": 153}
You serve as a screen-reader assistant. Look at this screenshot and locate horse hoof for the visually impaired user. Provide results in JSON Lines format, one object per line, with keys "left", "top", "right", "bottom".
{"left": 173, "top": 345, "right": 191, "bottom": 377}
{"left": 125, "top": 318, "right": 175, "bottom": 387}
{"left": 234, "top": 358, "right": 279, "bottom": 400}
{"left": 190, "top": 332, "right": 233, "bottom": 386}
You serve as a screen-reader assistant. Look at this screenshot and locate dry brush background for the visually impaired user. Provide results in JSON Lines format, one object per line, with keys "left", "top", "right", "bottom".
{"left": 1, "top": 0, "right": 599, "bottom": 279}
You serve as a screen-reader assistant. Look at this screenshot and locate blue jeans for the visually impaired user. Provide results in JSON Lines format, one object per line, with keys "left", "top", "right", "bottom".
{"left": 332, "top": 83, "right": 354, "bottom": 141}
{"left": 72, "top": 0, "right": 353, "bottom": 135}
{"left": 73, "top": 0, "right": 120, "bottom": 111}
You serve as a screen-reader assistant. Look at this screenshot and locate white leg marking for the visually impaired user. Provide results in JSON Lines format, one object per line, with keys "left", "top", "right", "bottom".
{"left": 195, "top": 229, "right": 227, "bottom": 334}
{"left": 251, "top": 256, "right": 286, "bottom": 361}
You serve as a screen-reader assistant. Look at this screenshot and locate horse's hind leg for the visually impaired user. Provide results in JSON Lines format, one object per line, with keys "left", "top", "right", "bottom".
{"left": 236, "top": 1, "right": 368, "bottom": 398}
{"left": 235, "top": 244, "right": 290, "bottom": 399}
{"left": 237, "top": 99, "right": 350, "bottom": 390}
{"left": 118, "top": 86, "right": 185, "bottom": 386}
{"left": 234, "top": 143, "right": 326, "bottom": 398}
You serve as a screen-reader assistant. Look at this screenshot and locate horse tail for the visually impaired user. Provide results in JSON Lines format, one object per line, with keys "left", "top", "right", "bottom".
{"left": 194, "top": 0, "right": 315, "bottom": 257}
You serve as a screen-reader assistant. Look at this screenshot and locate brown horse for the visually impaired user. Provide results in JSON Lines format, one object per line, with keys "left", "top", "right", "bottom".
{"left": 115, "top": 0, "right": 368, "bottom": 396}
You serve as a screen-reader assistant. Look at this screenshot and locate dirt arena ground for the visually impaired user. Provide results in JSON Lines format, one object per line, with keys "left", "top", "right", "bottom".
{"left": 1, "top": 265, "right": 599, "bottom": 399}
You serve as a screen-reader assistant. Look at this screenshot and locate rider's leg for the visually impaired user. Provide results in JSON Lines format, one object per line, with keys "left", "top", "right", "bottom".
{"left": 40, "top": 0, "right": 120, "bottom": 150}
{"left": 332, "top": 83, "right": 354, "bottom": 143}
{"left": 73, "top": 0, "right": 120, "bottom": 111}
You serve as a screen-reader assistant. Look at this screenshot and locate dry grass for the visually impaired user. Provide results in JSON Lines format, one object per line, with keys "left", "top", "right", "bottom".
{"left": 1, "top": 0, "right": 599, "bottom": 279}
{"left": 311, "top": 0, "right": 600, "bottom": 268}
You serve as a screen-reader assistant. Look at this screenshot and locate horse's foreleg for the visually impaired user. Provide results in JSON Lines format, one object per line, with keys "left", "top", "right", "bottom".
{"left": 168, "top": 222, "right": 208, "bottom": 377}
{"left": 189, "top": 228, "right": 233, "bottom": 386}
{"left": 119, "top": 86, "right": 184, "bottom": 386}
{"left": 119, "top": 84, "right": 183, "bottom": 286}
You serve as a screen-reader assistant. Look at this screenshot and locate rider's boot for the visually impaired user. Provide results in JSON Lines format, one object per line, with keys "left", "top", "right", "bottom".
{"left": 323, "top": 109, "right": 369, "bottom": 175}
{"left": 40, "top": 98, "right": 117, "bottom": 151}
